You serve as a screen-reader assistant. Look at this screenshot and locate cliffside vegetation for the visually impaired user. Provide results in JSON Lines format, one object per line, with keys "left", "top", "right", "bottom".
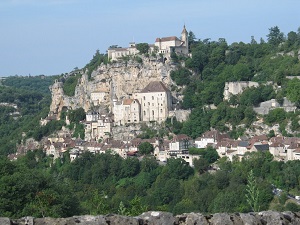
{"left": 169, "top": 26, "right": 300, "bottom": 138}
{"left": 1, "top": 150, "right": 300, "bottom": 218}
{"left": 62, "top": 73, "right": 81, "bottom": 96}
{"left": 84, "top": 50, "right": 108, "bottom": 80}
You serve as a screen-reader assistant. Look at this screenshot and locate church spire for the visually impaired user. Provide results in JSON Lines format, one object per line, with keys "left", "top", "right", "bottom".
{"left": 181, "top": 24, "right": 187, "bottom": 35}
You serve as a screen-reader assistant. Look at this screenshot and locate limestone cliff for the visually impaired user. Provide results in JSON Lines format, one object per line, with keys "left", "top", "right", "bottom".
{"left": 49, "top": 57, "right": 177, "bottom": 119}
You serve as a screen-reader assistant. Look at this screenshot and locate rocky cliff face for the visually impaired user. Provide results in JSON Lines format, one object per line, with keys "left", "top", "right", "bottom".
{"left": 7, "top": 211, "right": 300, "bottom": 225}
{"left": 49, "top": 57, "right": 177, "bottom": 119}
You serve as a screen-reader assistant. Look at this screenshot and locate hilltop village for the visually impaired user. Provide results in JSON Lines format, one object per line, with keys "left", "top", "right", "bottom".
{"left": 8, "top": 25, "right": 300, "bottom": 167}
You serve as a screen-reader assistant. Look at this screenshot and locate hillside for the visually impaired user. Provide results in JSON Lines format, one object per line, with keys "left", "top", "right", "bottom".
{"left": 2, "top": 26, "right": 300, "bottom": 219}
{"left": 48, "top": 26, "right": 300, "bottom": 141}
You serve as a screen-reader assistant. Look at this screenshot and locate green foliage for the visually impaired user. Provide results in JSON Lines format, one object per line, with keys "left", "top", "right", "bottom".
{"left": 68, "top": 108, "right": 86, "bottom": 123}
{"left": 136, "top": 43, "right": 149, "bottom": 54}
{"left": 189, "top": 146, "right": 219, "bottom": 163}
{"left": 138, "top": 142, "right": 154, "bottom": 155}
{"left": 267, "top": 26, "right": 285, "bottom": 47}
{"left": 134, "top": 56, "right": 143, "bottom": 64}
{"left": 286, "top": 78, "right": 300, "bottom": 107}
{"left": 3, "top": 149, "right": 300, "bottom": 216}
{"left": 264, "top": 108, "right": 286, "bottom": 125}
{"left": 32, "top": 120, "right": 66, "bottom": 141}
{"left": 238, "top": 85, "right": 275, "bottom": 107}
{"left": 246, "top": 170, "right": 260, "bottom": 212}
{"left": 73, "top": 123, "right": 85, "bottom": 139}
{"left": 170, "top": 67, "right": 192, "bottom": 86}
{"left": 62, "top": 73, "right": 81, "bottom": 96}
{"left": 85, "top": 50, "right": 108, "bottom": 80}
{"left": 0, "top": 83, "right": 52, "bottom": 155}
{"left": 3, "top": 75, "right": 55, "bottom": 94}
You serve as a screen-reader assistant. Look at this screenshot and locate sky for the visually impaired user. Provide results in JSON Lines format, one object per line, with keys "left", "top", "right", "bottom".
{"left": 0, "top": 0, "right": 300, "bottom": 76}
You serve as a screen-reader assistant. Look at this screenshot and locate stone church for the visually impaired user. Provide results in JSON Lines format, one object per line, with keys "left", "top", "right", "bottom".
{"left": 113, "top": 81, "right": 172, "bottom": 125}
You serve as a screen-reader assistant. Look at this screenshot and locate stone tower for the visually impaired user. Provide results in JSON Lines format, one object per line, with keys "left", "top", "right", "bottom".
{"left": 181, "top": 25, "right": 188, "bottom": 51}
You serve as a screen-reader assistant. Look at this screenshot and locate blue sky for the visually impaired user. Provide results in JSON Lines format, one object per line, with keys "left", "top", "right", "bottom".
{"left": 0, "top": 0, "right": 300, "bottom": 76}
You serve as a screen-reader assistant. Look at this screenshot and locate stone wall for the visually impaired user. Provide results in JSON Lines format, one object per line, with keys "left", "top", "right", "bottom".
{"left": 253, "top": 97, "right": 296, "bottom": 115}
{"left": 6, "top": 211, "right": 300, "bottom": 225}
{"left": 223, "top": 81, "right": 259, "bottom": 100}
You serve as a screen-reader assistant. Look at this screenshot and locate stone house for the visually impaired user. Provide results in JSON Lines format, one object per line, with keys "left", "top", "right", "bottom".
{"left": 84, "top": 112, "right": 113, "bottom": 141}
{"left": 169, "top": 134, "right": 193, "bottom": 152}
{"left": 269, "top": 142, "right": 286, "bottom": 161}
{"left": 194, "top": 130, "right": 229, "bottom": 149}
{"left": 90, "top": 90, "right": 109, "bottom": 106}
{"left": 113, "top": 97, "right": 141, "bottom": 125}
{"left": 107, "top": 42, "right": 139, "bottom": 61}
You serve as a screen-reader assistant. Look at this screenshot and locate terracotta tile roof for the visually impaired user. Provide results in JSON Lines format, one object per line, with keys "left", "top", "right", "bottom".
{"left": 293, "top": 148, "right": 300, "bottom": 153}
{"left": 123, "top": 99, "right": 134, "bottom": 105}
{"left": 252, "top": 134, "right": 269, "bottom": 141}
{"left": 155, "top": 36, "right": 180, "bottom": 42}
{"left": 226, "top": 150, "right": 237, "bottom": 154}
{"left": 284, "top": 137, "right": 300, "bottom": 145}
{"left": 269, "top": 142, "right": 285, "bottom": 148}
{"left": 140, "top": 81, "right": 170, "bottom": 93}
{"left": 270, "top": 136, "right": 285, "bottom": 143}
{"left": 201, "top": 130, "right": 230, "bottom": 142}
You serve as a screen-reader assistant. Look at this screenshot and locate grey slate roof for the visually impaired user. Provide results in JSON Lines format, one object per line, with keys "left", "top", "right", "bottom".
{"left": 140, "top": 81, "right": 170, "bottom": 93}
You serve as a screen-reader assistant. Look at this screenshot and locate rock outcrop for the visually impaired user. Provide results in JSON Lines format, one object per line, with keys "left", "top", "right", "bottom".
{"left": 8, "top": 211, "right": 300, "bottom": 225}
{"left": 49, "top": 57, "right": 178, "bottom": 119}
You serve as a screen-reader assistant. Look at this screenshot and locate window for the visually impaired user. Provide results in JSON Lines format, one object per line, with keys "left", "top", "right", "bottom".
{"left": 152, "top": 96, "right": 154, "bottom": 100}
{"left": 152, "top": 110, "right": 154, "bottom": 116}
{"left": 160, "top": 109, "right": 162, "bottom": 113}
{"left": 143, "top": 96, "right": 145, "bottom": 100}
{"left": 144, "top": 111, "right": 146, "bottom": 116}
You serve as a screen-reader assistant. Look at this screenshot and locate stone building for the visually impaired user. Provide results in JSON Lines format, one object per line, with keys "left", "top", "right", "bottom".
{"left": 107, "top": 42, "right": 139, "bottom": 61}
{"left": 90, "top": 89, "right": 109, "bottom": 106}
{"left": 135, "top": 81, "right": 172, "bottom": 123}
{"left": 107, "top": 25, "right": 189, "bottom": 61}
{"left": 84, "top": 111, "right": 113, "bottom": 141}
{"left": 155, "top": 25, "right": 189, "bottom": 56}
{"left": 113, "top": 97, "right": 141, "bottom": 125}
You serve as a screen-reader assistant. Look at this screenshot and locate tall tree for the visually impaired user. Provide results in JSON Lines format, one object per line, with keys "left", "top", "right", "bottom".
{"left": 267, "top": 26, "right": 285, "bottom": 47}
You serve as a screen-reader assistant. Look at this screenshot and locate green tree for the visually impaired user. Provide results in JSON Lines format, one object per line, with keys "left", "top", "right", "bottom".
{"left": 286, "top": 78, "right": 300, "bottom": 107}
{"left": 267, "top": 26, "right": 285, "bottom": 47}
{"left": 138, "top": 142, "right": 154, "bottom": 155}
{"left": 245, "top": 170, "right": 260, "bottom": 212}
{"left": 136, "top": 43, "right": 149, "bottom": 54}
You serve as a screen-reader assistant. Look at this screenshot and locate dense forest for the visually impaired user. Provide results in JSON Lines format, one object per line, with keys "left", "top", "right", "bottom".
{"left": 1, "top": 150, "right": 300, "bottom": 218}
{"left": 0, "top": 76, "right": 55, "bottom": 155}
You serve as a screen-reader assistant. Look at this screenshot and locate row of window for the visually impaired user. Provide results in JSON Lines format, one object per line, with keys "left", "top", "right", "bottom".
{"left": 143, "top": 109, "right": 163, "bottom": 116}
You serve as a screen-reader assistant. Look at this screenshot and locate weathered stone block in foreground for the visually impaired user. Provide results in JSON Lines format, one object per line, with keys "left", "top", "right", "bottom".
{"left": 6, "top": 210, "right": 300, "bottom": 225}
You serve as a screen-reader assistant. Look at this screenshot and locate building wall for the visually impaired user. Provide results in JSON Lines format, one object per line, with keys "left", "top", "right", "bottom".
{"left": 136, "top": 91, "right": 172, "bottom": 123}
{"left": 91, "top": 92, "right": 107, "bottom": 106}
{"left": 155, "top": 40, "right": 181, "bottom": 53}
